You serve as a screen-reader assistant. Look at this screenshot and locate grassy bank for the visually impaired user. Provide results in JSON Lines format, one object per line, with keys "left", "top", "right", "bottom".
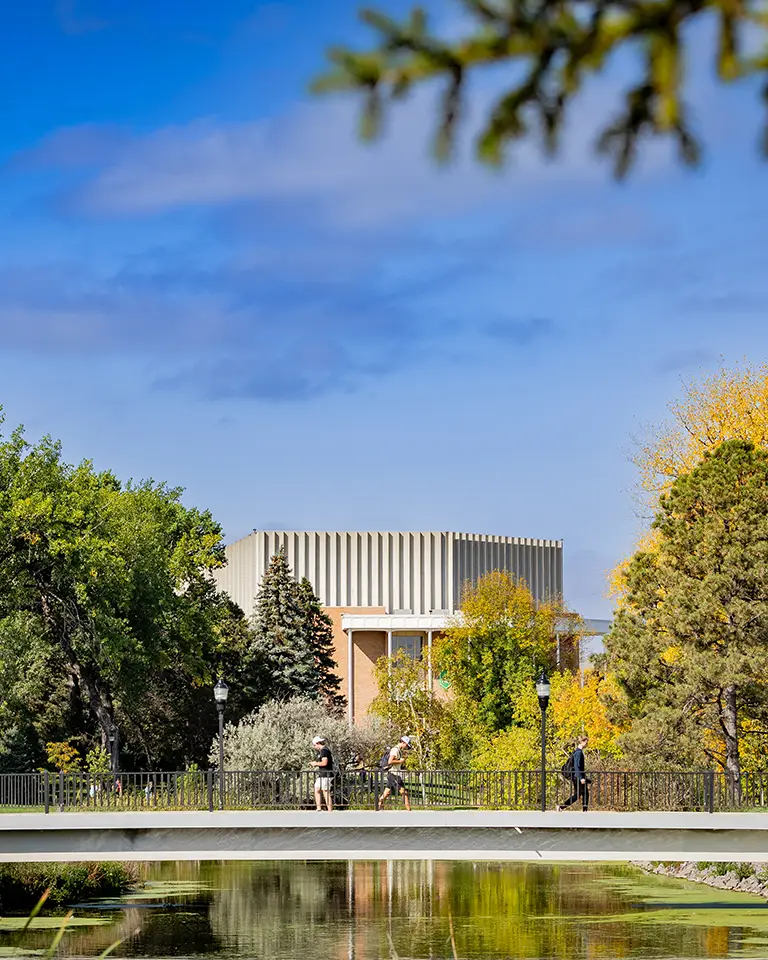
{"left": 0, "top": 862, "right": 140, "bottom": 909}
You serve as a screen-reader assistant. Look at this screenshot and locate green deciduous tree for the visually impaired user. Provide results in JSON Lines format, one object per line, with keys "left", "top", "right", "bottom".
{"left": 0, "top": 612, "right": 82, "bottom": 771}
{"left": 0, "top": 417, "right": 242, "bottom": 768}
{"left": 434, "top": 571, "right": 561, "bottom": 735}
{"left": 369, "top": 650, "right": 467, "bottom": 768}
{"left": 314, "top": 1, "right": 768, "bottom": 177}
{"left": 606, "top": 439, "right": 768, "bottom": 782}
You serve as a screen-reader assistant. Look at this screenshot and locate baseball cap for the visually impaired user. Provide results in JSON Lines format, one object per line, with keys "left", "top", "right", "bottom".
{"left": 399, "top": 735, "right": 412, "bottom": 746}
{"left": 312, "top": 736, "right": 325, "bottom": 745}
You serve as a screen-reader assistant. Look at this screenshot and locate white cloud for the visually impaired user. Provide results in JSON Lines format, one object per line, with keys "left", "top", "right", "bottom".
{"left": 35, "top": 80, "right": 642, "bottom": 229}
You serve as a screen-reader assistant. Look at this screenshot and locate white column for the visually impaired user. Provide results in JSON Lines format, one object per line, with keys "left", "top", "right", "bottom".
{"left": 427, "top": 631, "right": 434, "bottom": 692}
{"left": 347, "top": 630, "right": 354, "bottom": 725}
{"left": 387, "top": 630, "right": 393, "bottom": 658}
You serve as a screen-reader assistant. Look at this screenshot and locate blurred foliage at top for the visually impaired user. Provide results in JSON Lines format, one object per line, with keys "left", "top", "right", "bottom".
{"left": 313, "top": 0, "right": 768, "bottom": 176}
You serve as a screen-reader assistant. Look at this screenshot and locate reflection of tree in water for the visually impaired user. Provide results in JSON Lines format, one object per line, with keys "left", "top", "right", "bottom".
{"left": 209, "top": 861, "right": 351, "bottom": 955}
{"left": 13, "top": 862, "right": 222, "bottom": 959}
{"left": 209, "top": 860, "right": 749, "bottom": 960}
{"left": 2, "top": 909, "right": 143, "bottom": 958}
{"left": 5, "top": 904, "right": 220, "bottom": 959}
{"left": 120, "top": 908, "right": 220, "bottom": 956}
{"left": 22, "top": 860, "right": 754, "bottom": 960}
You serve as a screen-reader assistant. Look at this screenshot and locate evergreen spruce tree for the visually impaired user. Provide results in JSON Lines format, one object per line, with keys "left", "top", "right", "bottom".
{"left": 250, "top": 550, "right": 310, "bottom": 697}
{"left": 249, "top": 552, "right": 345, "bottom": 710}
{"left": 296, "top": 577, "right": 346, "bottom": 715}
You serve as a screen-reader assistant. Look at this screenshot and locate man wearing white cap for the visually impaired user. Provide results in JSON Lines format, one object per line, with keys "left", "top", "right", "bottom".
{"left": 377, "top": 736, "right": 412, "bottom": 811}
{"left": 310, "top": 736, "right": 334, "bottom": 812}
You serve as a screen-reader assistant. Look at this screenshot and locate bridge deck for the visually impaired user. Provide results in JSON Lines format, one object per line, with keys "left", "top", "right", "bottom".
{"left": 1, "top": 811, "right": 768, "bottom": 863}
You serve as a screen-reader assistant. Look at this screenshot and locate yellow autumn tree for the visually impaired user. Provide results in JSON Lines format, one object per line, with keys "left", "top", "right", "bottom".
{"left": 611, "top": 361, "right": 768, "bottom": 600}
{"left": 635, "top": 361, "right": 768, "bottom": 497}
{"left": 550, "top": 671, "right": 627, "bottom": 763}
{"left": 471, "top": 669, "right": 626, "bottom": 770}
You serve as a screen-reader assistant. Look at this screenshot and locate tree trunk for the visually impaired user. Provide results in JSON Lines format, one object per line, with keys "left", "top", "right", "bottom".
{"left": 40, "top": 593, "right": 115, "bottom": 748}
{"left": 721, "top": 685, "right": 741, "bottom": 799}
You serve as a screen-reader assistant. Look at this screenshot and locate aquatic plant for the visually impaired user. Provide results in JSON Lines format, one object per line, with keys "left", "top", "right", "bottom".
{"left": 7, "top": 889, "right": 122, "bottom": 958}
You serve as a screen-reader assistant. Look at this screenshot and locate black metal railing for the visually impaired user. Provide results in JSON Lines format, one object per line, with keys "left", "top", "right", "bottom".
{"left": 0, "top": 768, "right": 765, "bottom": 813}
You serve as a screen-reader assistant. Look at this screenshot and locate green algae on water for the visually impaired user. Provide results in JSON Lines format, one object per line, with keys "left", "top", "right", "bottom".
{"left": 0, "top": 916, "right": 111, "bottom": 931}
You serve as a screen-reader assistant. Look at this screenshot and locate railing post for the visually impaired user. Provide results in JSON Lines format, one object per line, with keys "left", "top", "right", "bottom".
{"left": 708, "top": 770, "right": 715, "bottom": 814}
{"left": 44, "top": 771, "right": 49, "bottom": 814}
{"left": 207, "top": 769, "right": 214, "bottom": 813}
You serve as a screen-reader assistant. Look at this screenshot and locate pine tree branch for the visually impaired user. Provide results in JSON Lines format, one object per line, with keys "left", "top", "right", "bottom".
{"left": 312, "top": 0, "right": 768, "bottom": 177}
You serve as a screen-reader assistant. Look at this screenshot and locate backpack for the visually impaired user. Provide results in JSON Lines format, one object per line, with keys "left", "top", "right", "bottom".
{"left": 561, "top": 752, "right": 575, "bottom": 780}
{"left": 378, "top": 748, "right": 393, "bottom": 770}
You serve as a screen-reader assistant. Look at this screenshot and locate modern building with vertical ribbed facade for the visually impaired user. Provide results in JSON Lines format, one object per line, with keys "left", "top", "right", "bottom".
{"left": 217, "top": 530, "right": 563, "bottom": 617}
{"left": 213, "top": 530, "right": 606, "bottom": 722}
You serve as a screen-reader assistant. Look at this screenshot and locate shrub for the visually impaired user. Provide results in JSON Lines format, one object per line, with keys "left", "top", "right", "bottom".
{"left": 212, "top": 696, "right": 386, "bottom": 771}
{"left": 85, "top": 746, "right": 111, "bottom": 774}
{"left": 0, "top": 862, "right": 139, "bottom": 909}
{"left": 45, "top": 742, "right": 80, "bottom": 773}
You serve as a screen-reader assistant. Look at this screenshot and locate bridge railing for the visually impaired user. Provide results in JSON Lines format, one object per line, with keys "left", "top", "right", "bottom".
{"left": 0, "top": 768, "right": 762, "bottom": 813}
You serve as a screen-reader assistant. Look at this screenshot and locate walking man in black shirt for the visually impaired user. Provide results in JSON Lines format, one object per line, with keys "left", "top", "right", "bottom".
{"left": 310, "top": 736, "right": 334, "bottom": 811}
{"left": 557, "top": 735, "right": 590, "bottom": 812}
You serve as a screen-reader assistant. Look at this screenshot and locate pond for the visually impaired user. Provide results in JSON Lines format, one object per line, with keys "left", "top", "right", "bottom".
{"left": 5, "top": 860, "right": 768, "bottom": 959}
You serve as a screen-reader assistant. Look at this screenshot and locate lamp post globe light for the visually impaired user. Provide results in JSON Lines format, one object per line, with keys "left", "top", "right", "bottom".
{"left": 536, "top": 671, "right": 551, "bottom": 812}
{"left": 214, "top": 679, "right": 229, "bottom": 810}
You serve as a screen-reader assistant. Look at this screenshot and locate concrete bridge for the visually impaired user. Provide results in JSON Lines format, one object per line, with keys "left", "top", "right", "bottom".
{"left": 2, "top": 810, "right": 768, "bottom": 863}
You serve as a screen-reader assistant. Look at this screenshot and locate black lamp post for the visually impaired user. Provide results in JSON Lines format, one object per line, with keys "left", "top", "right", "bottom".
{"left": 213, "top": 678, "right": 229, "bottom": 810}
{"left": 536, "top": 670, "right": 551, "bottom": 812}
{"left": 108, "top": 724, "right": 119, "bottom": 776}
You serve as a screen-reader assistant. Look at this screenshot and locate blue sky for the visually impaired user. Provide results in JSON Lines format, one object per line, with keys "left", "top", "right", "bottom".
{"left": 1, "top": 1, "right": 767, "bottom": 618}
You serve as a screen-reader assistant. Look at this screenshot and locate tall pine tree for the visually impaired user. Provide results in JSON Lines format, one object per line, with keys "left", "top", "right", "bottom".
{"left": 296, "top": 577, "right": 345, "bottom": 715}
{"left": 250, "top": 552, "right": 345, "bottom": 712}
{"left": 250, "top": 551, "right": 308, "bottom": 697}
{"left": 606, "top": 440, "right": 768, "bottom": 783}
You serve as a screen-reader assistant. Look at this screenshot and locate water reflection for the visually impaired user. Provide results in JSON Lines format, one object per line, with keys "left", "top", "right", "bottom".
{"left": 5, "top": 859, "right": 768, "bottom": 959}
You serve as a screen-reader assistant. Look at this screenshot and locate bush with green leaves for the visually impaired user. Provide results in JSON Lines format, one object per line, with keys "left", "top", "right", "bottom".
{"left": 85, "top": 746, "right": 112, "bottom": 775}
{"left": 212, "top": 696, "right": 384, "bottom": 771}
{"left": 0, "top": 862, "right": 138, "bottom": 909}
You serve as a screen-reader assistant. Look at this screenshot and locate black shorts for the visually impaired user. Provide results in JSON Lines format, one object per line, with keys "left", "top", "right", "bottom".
{"left": 387, "top": 772, "right": 405, "bottom": 792}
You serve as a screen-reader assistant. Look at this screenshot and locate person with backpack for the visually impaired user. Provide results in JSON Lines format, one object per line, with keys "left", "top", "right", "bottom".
{"left": 377, "top": 736, "right": 412, "bottom": 811}
{"left": 310, "top": 736, "right": 335, "bottom": 811}
{"left": 557, "top": 735, "right": 590, "bottom": 812}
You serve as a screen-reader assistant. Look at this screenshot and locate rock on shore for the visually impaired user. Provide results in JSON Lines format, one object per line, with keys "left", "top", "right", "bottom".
{"left": 633, "top": 860, "right": 768, "bottom": 897}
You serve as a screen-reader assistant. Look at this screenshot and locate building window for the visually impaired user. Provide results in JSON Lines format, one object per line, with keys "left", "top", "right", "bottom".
{"left": 392, "top": 634, "right": 423, "bottom": 659}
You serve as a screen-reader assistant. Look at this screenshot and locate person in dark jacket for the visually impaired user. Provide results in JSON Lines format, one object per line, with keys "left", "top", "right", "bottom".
{"left": 557, "top": 735, "right": 590, "bottom": 811}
